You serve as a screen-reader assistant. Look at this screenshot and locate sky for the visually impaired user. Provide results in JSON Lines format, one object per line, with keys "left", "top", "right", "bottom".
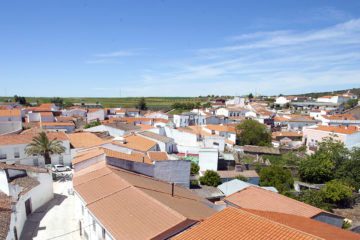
{"left": 1, "top": 0, "right": 360, "bottom": 97}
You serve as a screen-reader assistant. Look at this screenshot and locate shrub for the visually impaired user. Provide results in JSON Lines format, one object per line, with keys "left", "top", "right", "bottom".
{"left": 235, "top": 175, "right": 249, "bottom": 182}
{"left": 199, "top": 170, "right": 221, "bottom": 187}
{"left": 190, "top": 162, "right": 200, "bottom": 175}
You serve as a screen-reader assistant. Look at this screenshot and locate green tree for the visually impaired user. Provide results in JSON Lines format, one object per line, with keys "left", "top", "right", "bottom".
{"left": 235, "top": 175, "right": 249, "bottom": 182}
{"left": 25, "top": 132, "right": 66, "bottom": 165}
{"left": 202, "top": 102, "right": 212, "bottom": 108}
{"left": 190, "top": 162, "right": 200, "bottom": 175}
{"left": 50, "top": 97, "right": 63, "bottom": 107}
{"left": 63, "top": 102, "right": 73, "bottom": 108}
{"left": 322, "top": 180, "right": 353, "bottom": 203}
{"left": 335, "top": 147, "right": 360, "bottom": 191}
{"left": 299, "top": 137, "right": 349, "bottom": 183}
{"left": 259, "top": 166, "right": 294, "bottom": 193}
{"left": 84, "top": 120, "right": 101, "bottom": 129}
{"left": 248, "top": 93, "right": 254, "bottom": 99}
{"left": 236, "top": 119, "right": 272, "bottom": 146}
{"left": 14, "top": 95, "right": 26, "bottom": 105}
{"left": 199, "top": 170, "right": 221, "bottom": 187}
{"left": 298, "top": 190, "right": 334, "bottom": 211}
{"left": 344, "top": 98, "right": 358, "bottom": 109}
{"left": 137, "top": 97, "right": 148, "bottom": 110}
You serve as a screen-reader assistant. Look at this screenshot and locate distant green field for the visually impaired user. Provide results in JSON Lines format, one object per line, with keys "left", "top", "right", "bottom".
{"left": 0, "top": 96, "right": 209, "bottom": 111}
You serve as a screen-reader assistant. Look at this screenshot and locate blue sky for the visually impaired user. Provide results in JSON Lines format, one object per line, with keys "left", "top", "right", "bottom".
{"left": 1, "top": 0, "right": 360, "bottom": 97}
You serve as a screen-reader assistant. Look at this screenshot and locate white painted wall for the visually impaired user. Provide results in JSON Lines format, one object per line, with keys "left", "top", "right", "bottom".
{"left": 199, "top": 148, "right": 218, "bottom": 171}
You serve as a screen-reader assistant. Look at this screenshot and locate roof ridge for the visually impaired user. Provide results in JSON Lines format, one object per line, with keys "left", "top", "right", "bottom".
{"left": 73, "top": 170, "right": 111, "bottom": 187}
{"left": 237, "top": 207, "right": 324, "bottom": 240}
{"left": 86, "top": 185, "right": 133, "bottom": 206}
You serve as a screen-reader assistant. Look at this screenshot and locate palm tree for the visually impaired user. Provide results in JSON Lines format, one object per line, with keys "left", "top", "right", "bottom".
{"left": 25, "top": 132, "right": 66, "bottom": 165}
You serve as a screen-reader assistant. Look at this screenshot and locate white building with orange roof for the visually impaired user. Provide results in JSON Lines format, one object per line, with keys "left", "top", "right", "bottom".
{"left": 41, "top": 122, "right": 75, "bottom": 133}
{"left": 303, "top": 125, "right": 360, "bottom": 153}
{"left": 87, "top": 108, "right": 105, "bottom": 123}
{"left": 0, "top": 109, "right": 23, "bottom": 122}
{"left": 39, "top": 103, "right": 58, "bottom": 111}
{"left": 215, "top": 107, "right": 249, "bottom": 117}
{"left": 0, "top": 132, "right": 71, "bottom": 166}
{"left": 316, "top": 95, "right": 348, "bottom": 105}
{"left": 144, "top": 111, "right": 168, "bottom": 120}
{"left": 318, "top": 114, "right": 360, "bottom": 126}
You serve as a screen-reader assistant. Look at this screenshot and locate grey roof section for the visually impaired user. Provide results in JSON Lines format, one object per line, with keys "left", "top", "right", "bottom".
{"left": 218, "top": 179, "right": 278, "bottom": 196}
{"left": 191, "top": 185, "right": 225, "bottom": 200}
{"left": 105, "top": 122, "right": 141, "bottom": 131}
{"left": 139, "top": 131, "right": 174, "bottom": 143}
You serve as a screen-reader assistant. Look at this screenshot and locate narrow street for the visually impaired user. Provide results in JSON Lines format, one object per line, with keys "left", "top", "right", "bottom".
{"left": 21, "top": 173, "right": 81, "bottom": 240}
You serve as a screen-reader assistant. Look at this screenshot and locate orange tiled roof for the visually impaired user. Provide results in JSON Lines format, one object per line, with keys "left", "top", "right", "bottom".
{"left": 274, "top": 116, "right": 289, "bottom": 122}
{"left": 72, "top": 148, "right": 105, "bottom": 165}
{"left": 67, "top": 132, "right": 106, "bottom": 148}
{"left": 88, "top": 108, "right": 104, "bottom": 113}
{"left": 137, "top": 124, "right": 155, "bottom": 130}
{"left": 244, "top": 209, "right": 360, "bottom": 240}
{"left": 121, "top": 117, "right": 153, "bottom": 124}
{"left": 0, "top": 109, "right": 21, "bottom": 117}
{"left": 103, "top": 148, "right": 152, "bottom": 164}
{"left": 321, "top": 114, "right": 356, "bottom": 121}
{"left": 0, "top": 132, "right": 68, "bottom": 146}
{"left": 205, "top": 124, "right": 236, "bottom": 133}
{"left": 112, "top": 134, "right": 158, "bottom": 152}
{"left": 39, "top": 103, "right": 55, "bottom": 108}
{"left": 173, "top": 207, "right": 319, "bottom": 240}
{"left": 272, "top": 131, "right": 302, "bottom": 138}
{"left": 148, "top": 152, "right": 168, "bottom": 161}
{"left": 312, "top": 125, "right": 359, "bottom": 134}
{"left": 73, "top": 164, "right": 215, "bottom": 240}
{"left": 225, "top": 186, "right": 332, "bottom": 219}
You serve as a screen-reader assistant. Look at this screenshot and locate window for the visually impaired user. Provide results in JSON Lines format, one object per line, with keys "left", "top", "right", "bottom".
{"left": 59, "top": 155, "right": 64, "bottom": 165}
{"left": 14, "top": 148, "right": 20, "bottom": 158}
{"left": 102, "top": 228, "right": 106, "bottom": 239}
{"left": 0, "top": 150, "right": 6, "bottom": 160}
{"left": 213, "top": 142, "right": 219, "bottom": 146}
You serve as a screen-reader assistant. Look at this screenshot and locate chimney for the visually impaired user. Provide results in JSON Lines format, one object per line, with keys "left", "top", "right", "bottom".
{"left": 142, "top": 156, "right": 144, "bottom": 163}
{"left": 171, "top": 183, "right": 174, "bottom": 197}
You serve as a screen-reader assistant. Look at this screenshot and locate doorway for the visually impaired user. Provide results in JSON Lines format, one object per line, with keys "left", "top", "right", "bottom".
{"left": 25, "top": 198, "right": 32, "bottom": 216}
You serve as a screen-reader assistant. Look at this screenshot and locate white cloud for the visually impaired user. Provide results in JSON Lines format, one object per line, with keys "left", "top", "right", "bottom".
{"left": 95, "top": 50, "right": 137, "bottom": 58}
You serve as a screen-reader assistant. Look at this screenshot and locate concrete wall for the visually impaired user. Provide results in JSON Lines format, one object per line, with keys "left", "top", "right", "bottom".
{"left": 28, "top": 112, "right": 41, "bottom": 122}
{"left": 74, "top": 154, "right": 106, "bottom": 172}
{"left": 199, "top": 149, "right": 218, "bottom": 171}
{"left": 87, "top": 110, "right": 105, "bottom": 123}
{"left": 106, "top": 157, "right": 155, "bottom": 177}
{"left": 164, "top": 127, "right": 198, "bottom": 146}
{"left": 154, "top": 160, "right": 190, "bottom": 188}
{"left": 0, "top": 170, "right": 9, "bottom": 195}
{"left": 84, "top": 125, "right": 126, "bottom": 137}
{"left": 0, "top": 116, "right": 22, "bottom": 122}
{"left": 0, "top": 121, "right": 22, "bottom": 135}
{"left": 203, "top": 136, "right": 225, "bottom": 151}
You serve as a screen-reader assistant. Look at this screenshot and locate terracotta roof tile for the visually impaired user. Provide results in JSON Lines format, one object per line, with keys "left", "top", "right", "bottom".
{"left": 11, "top": 176, "right": 40, "bottom": 195}
{"left": 139, "top": 131, "right": 174, "bottom": 143}
{"left": 312, "top": 125, "right": 359, "bottom": 134}
{"left": 39, "top": 103, "right": 55, "bottom": 108}
{"left": 67, "top": 132, "right": 106, "bottom": 148}
{"left": 41, "top": 122, "right": 75, "bottom": 126}
{"left": 112, "top": 134, "right": 158, "bottom": 152}
{"left": 73, "top": 164, "right": 215, "bottom": 240}
{"left": 173, "top": 207, "right": 320, "bottom": 240}
{"left": 0, "top": 109, "right": 21, "bottom": 117}
{"left": 0, "top": 132, "right": 68, "bottom": 146}
{"left": 103, "top": 148, "right": 152, "bottom": 164}
{"left": 72, "top": 148, "right": 105, "bottom": 165}
{"left": 225, "top": 186, "right": 328, "bottom": 218}
{"left": 148, "top": 152, "right": 168, "bottom": 161}
{"left": 244, "top": 209, "right": 360, "bottom": 240}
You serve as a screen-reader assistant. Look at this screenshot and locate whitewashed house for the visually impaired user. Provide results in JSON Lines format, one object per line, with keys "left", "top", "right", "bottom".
{"left": 0, "top": 163, "right": 53, "bottom": 240}
{"left": 0, "top": 109, "right": 23, "bottom": 122}
{"left": 303, "top": 125, "right": 360, "bottom": 153}
{"left": 62, "top": 108, "right": 87, "bottom": 117}
{"left": 275, "top": 96, "right": 290, "bottom": 106}
{"left": 144, "top": 111, "right": 168, "bottom": 120}
{"left": 39, "top": 103, "right": 58, "bottom": 111}
{"left": 138, "top": 131, "right": 175, "bottom": 153}
{"left": 0, "top": 132, "right": 72, "bottom": 166}
{"left": 173, "top": 112, "right": 205, "bottom": 128}
{"left": 316, "top": 95, "right": 348, "bottom": 105}
{"left": 216, "top": 107, "right": 248, "bottom": 117}
{"left": 87, "top": 109, "right": 105, "bottom": 123}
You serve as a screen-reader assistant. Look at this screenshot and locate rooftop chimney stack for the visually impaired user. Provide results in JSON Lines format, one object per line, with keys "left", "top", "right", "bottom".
{"left": 171, "top": 183, "right": 174, "bottom": 197}
{"left": 142, "top": 156, "right": 144, "bottom": 163}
